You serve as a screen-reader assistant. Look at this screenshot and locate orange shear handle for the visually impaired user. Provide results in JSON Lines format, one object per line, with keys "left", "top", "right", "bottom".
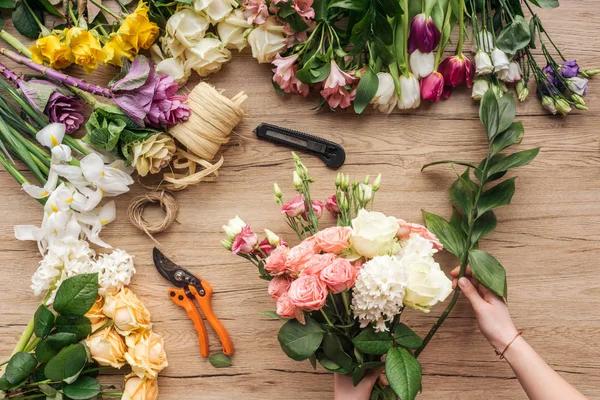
{"left": 169, "top": 287, "right": 210, "bottom": 358}
{"left": 190, "top": 283, "right": 235, "bottom": 356}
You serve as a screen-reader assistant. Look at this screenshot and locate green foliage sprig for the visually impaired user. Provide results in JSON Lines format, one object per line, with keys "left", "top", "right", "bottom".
{"left": 417, "top": 90, "right": 539, "bottom": 355}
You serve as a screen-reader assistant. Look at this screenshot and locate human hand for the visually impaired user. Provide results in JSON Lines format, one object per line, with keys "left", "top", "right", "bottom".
{"left": 451, "top": 267, "right": 519, "bottom": 352}
{"left": 334, "top": 370, "right": 380, "bottom": 400}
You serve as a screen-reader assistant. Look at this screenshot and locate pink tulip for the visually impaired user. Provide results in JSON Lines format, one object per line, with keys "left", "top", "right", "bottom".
{"left": 408, "top": 14, "right": 441, "bottom": 53}
{"left": 231, "top": 225, "right": 258, "bottom": 255}
{"left": 281, "top": 194, "right": 306, "bottom": 217}
{"left": 438, "top": 55, "right": 474, "bottom": 88}
{"left": 320, "top": 60, "right": 356, "bottom": 109}
{"left": 420, "top": 72, "right": 444, "bottom": 102}
{"left": 272, "top": 54, "right": 309, "bottom": 96}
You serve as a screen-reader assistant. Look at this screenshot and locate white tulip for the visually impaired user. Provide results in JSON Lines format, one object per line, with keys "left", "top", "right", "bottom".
{"left": 247, "top": 18, "right": 287, "bottom": 63}
{"left": 184, "top": 37, "right": 232, "bottom": 77}
{"left": 36, "top": 123, "right": 65, "bottom": 148}
{"left": 471, "top": 79, "right": 490, "bottom": 100}
{"left": 409, "top": 50, "right": 435, "bottom": 78}
{"left": 217, "top": 9, "right": 251, "bottom": 51}
{"left": 397, "top": 74, "right": 421, "bottom": 110}
{"left": 475, "top": 50, "right": 493, "bottom": 75}
{"left": 491, "top": 47, "right": 510, "bottom": 73}
{"left": 371, "top": 72, "right": 397, "bottom": 114}
{"left": 193, "top": 0, "right": 237, "bottom": 22}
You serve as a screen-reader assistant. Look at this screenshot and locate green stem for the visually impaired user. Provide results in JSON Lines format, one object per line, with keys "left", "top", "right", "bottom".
{"left": 456, "top": 0, "right": 465, "bottom": 55}
{"left": 435, "top": 0, "right": 454, "bottom": 67}
{"left": 402, "top": 0, "right": 409, "bottom": 74}
{"left": 320, "top": 310, "right": 334, "bottom": 328}
{"left": 12, "top": 318, "right": 34, "bottom": 356}
{"left": 0, "top": 30, "right": 32, "bottom": 57}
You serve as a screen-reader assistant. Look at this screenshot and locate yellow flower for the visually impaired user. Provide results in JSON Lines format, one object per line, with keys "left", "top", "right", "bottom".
{"left": 29, "top": 33, "right": 72, "bottom": 69}
{"left": 85, "top": 296, "right": 109, "bottom": 332}
{"left": 103, "top": 34, "right": 135, "bottom": 67}
{"left": 103, "top": 287, "right": 152, "bottom": 336}
{"left": 122, "top": 375, "right": 158, "bottom": 400}
{"left": 85, "top": 326, "right": 127, "bottom": 369}
{"left": 66, "top": 27, "right": 105, "bottom": 72}
{"left": 124, "top": 331, "right": 168, "bottom": 379}
{"left": 118, "top": 2, "right": 160, "bottom": 51}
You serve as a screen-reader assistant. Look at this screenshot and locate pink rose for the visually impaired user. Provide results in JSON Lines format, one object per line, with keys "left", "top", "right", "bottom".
{"left": 265, "top": 245, "right": 289, "bottom": 276}
{"left": 276, "top": 292, "right": 302, "bottom": 322}
{"left": 231, "top": 226, "right": 258, "bottom": 255}
{"left": 325, "top": 194, "right": 339, "bottom": 215}
{"left": 397, "top": 219, "right": 443, "bottom": 250}
{"left": 314, "top": 226, "right": 352, "bottom": 254}
{"left": 320, "top": 258, "right": 356, "bottom": 294}
{"left": 288, "top": 275, "right": 328, "bottom": 311}
{"left": 268, "top": 276, "right": 292, "bottom": 299}
{"left": 320, "top": 60, "right": 356, "bottom": 109}
{"left": 285, "top": 239, "right": 317, "bottom": 276}
{"left": 301, "top": 253, "right": 337, "bottom": 276}
{"left": 281, "top": 195, "right": 306, "bottom": 217}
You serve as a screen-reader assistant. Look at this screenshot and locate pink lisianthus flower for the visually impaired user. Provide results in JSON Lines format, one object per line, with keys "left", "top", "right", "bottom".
{"left": 292, "top": 0, "right": 315, "bottom": 19}
{"left": 276, "top": 292, "right": 304, "bottom": 323}
{"left": 397, "top": 219, "right": 443, "bottom": 250}
{"left": 325, "top": 194, "right": 339, "bottom": 215}
{"left": 288, "top": 274, "right": 328, "bottom": 311}
{"left": 314, "top": 226, "right": 352, "bottom": 254}
{"left": 301, "top": 253, "right": 337, "bottom": 276}
{"left": 265, "top": 245, "right": 290, "bottom": 276}
{"left": 303, "top": 200, "right": 324, "bottom": 220}
{"left": 231, "top": 226, "right": 258, "bottom": 255}
{"left": 281, "top": 194, "right": 306, "bottom": 217}
{"left": 285, "top": 239, "right": 318, "bottom": 276}
{"left": 268, "top": 276, "right": 292, "bottom": 299}
{"left": 320, "top": 257, "right": 356, "bottom": 294}
{"left": 272, "top": 54, "right": 309, "bottom": 97}
{"left": 243, "top": 0, "right": 269, "bottom": 24}
{"left": 320, "top": 60, "right": 356, "bottom": 109}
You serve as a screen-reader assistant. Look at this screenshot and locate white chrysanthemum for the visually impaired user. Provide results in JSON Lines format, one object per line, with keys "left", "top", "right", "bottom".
{"left": 351, "top": 255, "right": 407, "bottom": 332}
{"left": 92, "top": 249, "right": 136, "bottom": 294}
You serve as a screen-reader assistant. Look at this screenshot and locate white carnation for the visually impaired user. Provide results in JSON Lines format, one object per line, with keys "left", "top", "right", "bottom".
{"left": 351, "top": 256, "right": 407, "bottom": 332}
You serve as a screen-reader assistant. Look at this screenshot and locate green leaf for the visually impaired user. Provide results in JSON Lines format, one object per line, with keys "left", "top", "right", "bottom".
{"left": 317, "top": 353, "right": 342, "bottom": 372}
{"left": 12, "top": 0, "right": 43, "bottom": 39}
{"left": 450, "top": 170, "right": 477, "bottom": 216}
{"left": 479, "top": 90, "right": 500, "bottom": 140}
{"left": 393, "top": 324, "right": 423, "bottom": 349}
{"left": 0, "top": 376, "right": 13, "bottom": 391}
{"left": 55, "top": 315, "right": 92, "bottom": 341}
{"left": 34, "top": 304, "right": 55, "bottom": 338}
{"left": 496, "top": 94, "right": 516, "bottom": 135}
{"left": 468, "top": 249, "right": 507, "bottom": 298}
{"left": 322, "top": 333, "right": 353, "bottom": 372}
{"left": 353, "top": 68, "right": 378, "bottom": 114}
{"left": 5, "top": 352, "right": 37, "bottom": 385}
{"left": 0, "top": 0, "right": 15, "bottom": 8}
{"left": 53, "top": 273, "right": 98, "bottom": 316}
{"left": 422, "top": 211, "right": 466, "bottom": 258}
{"left": 352, "top": 327, "right": 392, "bottom": 355}
{"left": 477, "top": 178, "right": 516, "bottom": 216}
{"left": 528, "top": 0, "right": 558, "bottom": 8}
{"left": 35, "top": 340, "right": 58, "bottom": 364}
{"left": 33, "top": 0, "right": 63, "bottom": 17}
{"left": 491, "top": 122, "right": 524, "bottom": 155}
{"left": 208, "top": 353, "right": 232, "bottom": 368}
{"left": 44, "top": 343, "right": 88, "bottom": 383}
{"left": 296, "top": 57, "right": 331, "bottom": 84}
{"left": 385, "top": 347, "right": 422, "bottom": 400}
{"left": 471, "top": 211, "right": 497, "bottom": 245}
{"left": 36, "top": 332, "right": 79, "bottom": 363}
{"left": 63, "top": 376, "right": 101, "bottom": 400}
{"left": 277, "top": 317, "right": 324, "bottom": 361}
{"left": 487, "top": 148, "right": 539, "bottom": 176}
{"left": 496, "top": 15, "right": 531, "bottom": 54}
{"left": 329, "top": 0, "right": 369, "bottom": 11}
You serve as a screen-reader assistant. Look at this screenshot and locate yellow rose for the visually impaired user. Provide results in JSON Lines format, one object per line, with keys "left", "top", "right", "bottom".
{"left": 118, "top": 2, "right": 160, "bottom": 51}
{"left": 30, "top": 33, "right": 72, "bottom": 69}
{"left": 122, "top": 375, "right": 158, "bottom": 400}
{"left": 65, "top": 27, "right": 105, "bottom": 72}
{"left": 124, "top": 331, "right": 168, "bottom": 379}
{"left": 85, "top": 296, "right": 108, "bottom": 332}
{"left": 103, "top": 287, "right": 152, "bottom": 335}
{"left": 103, "top": 34, "right": 135, "bottom": 67}
{"left": 85, "top": 326, "right": 127, "bottom": 369}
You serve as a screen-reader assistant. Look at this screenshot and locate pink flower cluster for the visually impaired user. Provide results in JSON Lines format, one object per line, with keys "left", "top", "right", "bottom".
{"left": 264, "top": 226, "right": 359, "bottom": 323}
{"left": 272, "top": 54, "right": 309, "bottom": 97}
{"left": 280, "top": 194, "right": 339, "bottom": 220}
{"left": 230, "top": 226, "right": 287, "bottom": 256}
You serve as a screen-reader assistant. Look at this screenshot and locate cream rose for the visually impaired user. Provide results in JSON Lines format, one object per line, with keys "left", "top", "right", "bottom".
{"left": 193, "top": 0, "right": 237, "bottom": 22}
{"left": 165, "top": 8, "right": 210, "bottom": 58}
{"left": 85, "top": 327, "right": 127, "bottom": 368}
{"left": 125, "top": 332, "right": 169, "bottom": 379}
{"left": 247, "top": 17, "right": 287, "bottom": 63}
{"left": 103, "top": 288, "right": 152, "bottom": 335}
{"left": 350, "top": 209, "right": 400, "bottom": 258}
{"left": 402, "top": 254, "right": 452, "bottom": 312}
{"left": 217, "top": 9, "right": 251, "bottom": 51}
{"left": 122, "top": 375, "right": 158, "bottom": 400}
{"left": 85, "top": 296, "right": 108, "bottom": 332}
{"left": 156, "top": 57, "right": 190, "bottom": 85}
{"left": 184, "top": 37, "right": 232, "bottom": 77}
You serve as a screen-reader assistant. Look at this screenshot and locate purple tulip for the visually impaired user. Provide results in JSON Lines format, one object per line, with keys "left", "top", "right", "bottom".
{"left": 560, "top": 59, "right": 580, "bottom": 78}
{"left": 45, "top": 92, "right": 86, "bottom": 134}
{"left": 408, "top": 13, "right": 441, "bottom": 53}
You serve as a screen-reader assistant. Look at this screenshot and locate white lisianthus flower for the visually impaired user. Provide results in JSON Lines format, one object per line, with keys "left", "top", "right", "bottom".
{"left": 184, "top": 37, "right": 232, "bottom": 77}
{"left": 401, "top": 253, "right": 452, "bottom": 312}
{"left": 409, "top": 50, "right": 435, "bottom": 78}
{"left": 397, "top": 74, "right": 421, "bottom": 110}
{"left": 217, "top": 9, "right": 251, "bottom": 51}
{"left": 247, "top": 17, "right": 287, "bottom": 63}
{"left": 351, "top": 255, "right": 407, "bottom": 332}
{"left": 193, "top": 0, "right": 237, "bottom": 22}
{"left": 472, "top": 79, "right": 490, "bottom": 100}
{"left": 567, "top": 76, "right": 589, "bottom": 96}
{"left": 222, "top": 216, "right": 247, "bottom": 239}
{"left": 491, "top": 48, "right": 510, "bottom": 74}
{"left": 498, "top": 61, "right": 522, "bottom": 83}
{"left": 350, "top": 209, "right": 399, "bottom": 258}
{"left": 371, "top": 72, "right": 397, "bottom": 114}
{"left": 475, "top": 50, "right": 493, "bottom": 75}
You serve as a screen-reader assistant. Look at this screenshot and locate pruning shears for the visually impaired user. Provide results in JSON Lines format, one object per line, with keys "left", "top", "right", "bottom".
{"left": 152, "top": 247, "right": 234, "bottom": 358}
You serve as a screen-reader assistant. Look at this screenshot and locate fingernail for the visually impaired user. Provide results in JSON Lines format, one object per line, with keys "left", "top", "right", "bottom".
{"left": 458, "top": 277, "right": 468, "bottom": 288}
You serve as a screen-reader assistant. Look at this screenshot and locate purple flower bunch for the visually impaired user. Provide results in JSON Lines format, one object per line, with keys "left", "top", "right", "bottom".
{"left": 538, "top": 59, "right": 594, "bottom": 116}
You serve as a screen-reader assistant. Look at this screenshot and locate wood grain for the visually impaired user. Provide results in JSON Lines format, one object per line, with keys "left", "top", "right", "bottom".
{"left": 1, "top": 1, "right": 599, "bottom": 398}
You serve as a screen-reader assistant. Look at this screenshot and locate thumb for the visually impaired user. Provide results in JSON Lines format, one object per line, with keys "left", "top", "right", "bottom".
{"left": 458, "top": 277, "right": 485, "bottom": 310}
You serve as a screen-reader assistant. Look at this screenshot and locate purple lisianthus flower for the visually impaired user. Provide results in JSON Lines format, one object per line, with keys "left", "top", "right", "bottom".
{"left": 145, "top": 74, "right": 190, "bottom": 128}
{"left": 45, "top": 92, "right": 86, "bottom": 134}
{"left": 408, "top": 13, "right": 441, "bottom": 53}
{"left": 560, "top": 59, "right": 580, "bottom": 78}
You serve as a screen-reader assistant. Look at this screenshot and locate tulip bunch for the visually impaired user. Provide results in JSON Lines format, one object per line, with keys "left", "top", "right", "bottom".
{"left": 223, "top": 154, "right": 456, "bottom": 400}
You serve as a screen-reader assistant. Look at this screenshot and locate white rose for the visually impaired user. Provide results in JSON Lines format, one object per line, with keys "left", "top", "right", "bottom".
{"left": 409, "top": 50, "right": 434, "bottom": 78}
{"left": 217, "top": 9, "right": 251, "bottom": 51}
{"left": 475, "top": 50, "right": 493, "bottom": 75}
{"left": 247, "top": 18, "right": 287, "bottom": 63}
{"left": 165, "top": 8, "right": 210, "bottom": 57}
{"left": 184, "top": 37, "right": 231, "bottom": 77}
{"left": 401, "top": 253, "right": 452, "bottom": 312}
{"left": 156, "top": 57, "right": 190, "bottom": 85}
{"left": 350, "top": 209, "right": 399, "bottom": 258}
{"left": 193, "top": 0, "right": 237, "bottom": 22}
{"left": 371, "top": 72, "right": 397, "bottom": 114}
{"left": 222, "top": 216, "right": 246, "bottom": 239}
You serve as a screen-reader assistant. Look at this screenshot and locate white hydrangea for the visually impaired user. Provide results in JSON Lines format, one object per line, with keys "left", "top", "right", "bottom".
{"left": 351, "top": 256, "right": 407, "bottom": 332}
{"left": 92, "top": 249, "right": 136, "bottom": 294}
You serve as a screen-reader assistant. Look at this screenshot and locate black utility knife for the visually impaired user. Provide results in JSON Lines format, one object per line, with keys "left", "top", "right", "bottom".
{"left": 254, "top": 123, "right": 345, "bottom": 169}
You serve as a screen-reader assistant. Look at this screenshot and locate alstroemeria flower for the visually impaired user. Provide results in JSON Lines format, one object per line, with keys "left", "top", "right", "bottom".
{"left": 36, "top": 123, "right": 66, "bottom": 148}
{"left": 409, "top": 50, "right": 434, "bottom": 78}
{"left": 371, "top": 72, "right": 397, "bottom": 114}
{"left": 438, "top": 55, "right": 474, "bottom": 88}
{"left": 320, "top": 60, "right": 356, "bottom": 109}
{"left": 408, "top": 14, "right": 441, "bottom": 53}
{"left": 475, "top": 50, "right": 493, "bottom": 75}
{"left": 420, "top": 72, "right": 444, "bottom": 102}
{"left": 397, "top": 74, "right": 421, "bottom": 109}
{"left": 272, "top": 53, "right": 309, "bottom": 96}
{"left": 80, "top": 153, "right": 134, "bottom": 197}
{"left": 292, "top": 0, "right": 315, "bottom": 19}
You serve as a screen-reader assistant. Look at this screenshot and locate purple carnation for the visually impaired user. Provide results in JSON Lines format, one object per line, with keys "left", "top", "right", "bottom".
{"left": 560, "top": 59, "right": 580, "bottom": 78}
{"left": 45, "top": 92, "right": 86, "bottom": 134}
{"left": 145, "top": 74, "right": 191, "bottom": 128}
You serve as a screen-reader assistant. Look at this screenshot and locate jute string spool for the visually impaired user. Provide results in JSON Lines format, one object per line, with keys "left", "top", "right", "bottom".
{"left": 127, "top": 191, "right": 179, "bottom": 244}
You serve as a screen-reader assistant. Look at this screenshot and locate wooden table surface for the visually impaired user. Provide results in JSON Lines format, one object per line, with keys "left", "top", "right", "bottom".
{"left": 1, "top": 2, "right": 599, "bottom": 399}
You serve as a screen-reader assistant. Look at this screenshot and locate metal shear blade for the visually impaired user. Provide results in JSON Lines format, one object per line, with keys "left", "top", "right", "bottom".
{"left": 152, "top": 247, "right": 205, "bottom": 295}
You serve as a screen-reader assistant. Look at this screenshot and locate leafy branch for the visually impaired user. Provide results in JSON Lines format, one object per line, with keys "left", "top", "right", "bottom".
{"left": 416, "top": 90, "right": 539, "bottom": 356}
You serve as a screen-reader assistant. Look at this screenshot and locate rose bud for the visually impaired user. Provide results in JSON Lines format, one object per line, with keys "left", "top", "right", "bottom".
{"left": 420, "top": 72, "right": 444, "bottom": 102}
{"left": 408, "top": 13, "right": 441, "bottom": 53}
{"left": 122, "top": 375, "right": 158, "bottom": 400}
{"left": 438, "top": 55, "right": 474, "bottom": 88}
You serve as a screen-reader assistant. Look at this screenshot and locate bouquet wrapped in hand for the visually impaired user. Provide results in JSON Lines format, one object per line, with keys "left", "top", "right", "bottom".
{"left": 224, "top": 154, "right": 453, "bottom": 400}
